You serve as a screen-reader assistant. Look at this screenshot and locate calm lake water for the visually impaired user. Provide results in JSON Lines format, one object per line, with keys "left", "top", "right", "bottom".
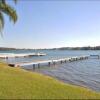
{"left": 1, "top": 49, "right": 100, "bottom": 63}
{"left": 0, "top": 50, "right": 100, "bottom": 91}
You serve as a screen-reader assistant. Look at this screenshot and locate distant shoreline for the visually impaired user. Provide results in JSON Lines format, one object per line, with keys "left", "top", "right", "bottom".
{"left": 1, "top": 46, "right": 100, "bottom": 51}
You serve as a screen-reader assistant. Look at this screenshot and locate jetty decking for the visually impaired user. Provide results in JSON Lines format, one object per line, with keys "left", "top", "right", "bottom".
{"left": 0, "top": 53, "right": 46, "bottom": 58}
{"left": 8, "top": 55, "right": 89, "bottom": 68}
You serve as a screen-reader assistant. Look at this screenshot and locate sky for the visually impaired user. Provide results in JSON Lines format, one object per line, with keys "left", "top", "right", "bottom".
{"left": 0, "top": 0, "right": 100, "bottom": 49}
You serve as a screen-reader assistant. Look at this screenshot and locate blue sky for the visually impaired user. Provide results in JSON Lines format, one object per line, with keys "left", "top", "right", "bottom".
{"left": 0, "top": 1, "right": 100, "bottom": 49}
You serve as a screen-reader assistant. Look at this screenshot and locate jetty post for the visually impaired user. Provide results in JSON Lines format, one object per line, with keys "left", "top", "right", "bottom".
{"left": 98, "top": 55, "right": 100, "bottom": 59}
{"left": 69, "top": 58, "right": 72, "bottom": 62}
{"left": 38, "top": 63, "right": 40, "bottom": 69}
{"left": 53, "top": 61, "right": 56, "bottom": 66}
{"left": 48, "top": 62, "right": 51, "bottom": 67}
{"left": 33, "top": 64, "right": 35, "bottom": 70}
{"left": 61, "top": 60, "right": 63, "bottom": 64}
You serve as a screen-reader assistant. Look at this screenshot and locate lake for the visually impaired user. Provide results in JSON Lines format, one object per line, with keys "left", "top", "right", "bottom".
{"left": 0, "top": 49, "right": 100, "bottom": 63}
{"left": 0, "top": 49, "right": 100, "bottom": 92}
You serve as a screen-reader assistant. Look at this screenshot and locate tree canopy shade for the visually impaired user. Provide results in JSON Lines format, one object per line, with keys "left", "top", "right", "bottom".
{"left": 0, "top": 0, "right": 17, "bottom": 32}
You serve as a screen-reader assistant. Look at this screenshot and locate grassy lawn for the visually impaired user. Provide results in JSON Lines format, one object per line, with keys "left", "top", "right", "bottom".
{"left": 0, "top": 62, "right": 100, "bottom": 99}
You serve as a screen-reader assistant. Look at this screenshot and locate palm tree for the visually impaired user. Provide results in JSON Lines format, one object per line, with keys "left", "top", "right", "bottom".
{"left": 0, "top": 0, "right": 18, "bottom": 32}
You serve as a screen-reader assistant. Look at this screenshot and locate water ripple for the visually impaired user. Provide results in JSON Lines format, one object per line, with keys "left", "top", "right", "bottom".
{"left": 37, "top": 59, "right": 100, "bottom": 92}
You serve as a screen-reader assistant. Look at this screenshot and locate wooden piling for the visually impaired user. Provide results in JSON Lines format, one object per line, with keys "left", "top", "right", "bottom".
{"left": 61, "top": 60, "right": 63, "bottom": 64}
{"left": 53, "top": 62, "right": 56, "bottom": 65}
{"left": 98, "top": 55, "right": 99, "bottom": 59}
{"left": 69, "top": 58, "right": 73, "bottom": 62}
{"left": 48, "top": 62, "right": 51, "bottom": 67}
{"left": 33, "top": 64, "right": 35, "bottom": 70}
{"left": 38, "top": 63, "right": 40, "bottom": 69}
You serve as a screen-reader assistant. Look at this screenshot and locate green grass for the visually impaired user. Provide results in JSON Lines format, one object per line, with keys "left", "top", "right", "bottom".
{"left": 0, "top": 62, "right": 100, "bottom": 99}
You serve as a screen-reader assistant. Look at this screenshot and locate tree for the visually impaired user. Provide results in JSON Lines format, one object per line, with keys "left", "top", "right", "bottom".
{"left": 0, "top": 0, "right": 18, "bottom": 32}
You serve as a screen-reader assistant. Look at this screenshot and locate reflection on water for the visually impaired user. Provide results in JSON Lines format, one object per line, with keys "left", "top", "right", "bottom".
{"left": 34, "top": 59, "right": 100, "bottom": 92}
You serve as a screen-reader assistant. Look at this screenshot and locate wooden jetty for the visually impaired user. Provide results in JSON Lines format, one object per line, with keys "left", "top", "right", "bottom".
{"left": 8, "top": 55, "right": 89, "bottom": 68}
{"left": 0, "top": 53, "right": 46, "bottom": 59}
